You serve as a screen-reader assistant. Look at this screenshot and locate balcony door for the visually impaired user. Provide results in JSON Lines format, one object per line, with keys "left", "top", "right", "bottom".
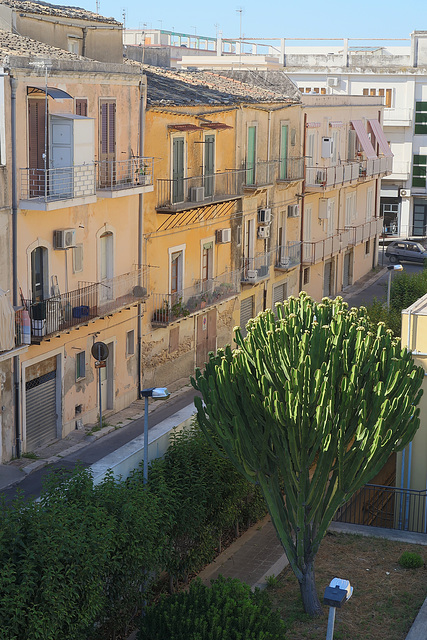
{"left": 28, "top": 98, "right": 47, "bottom": 197}
{"left": 99, "top": 100, "right": 116, "bottom": 187}
{"left": 246, "top": 126, "right": 256, "bottom": 185}
{"left": 50, "top": 115, "right": 73, "bottom": 198}
{"left": 413, "top": 204, "right": 427, "bottom": 237}
{"left": 171, "top": 250, "right": 183, "bottom": 301}
{"left": 280, "top": 125, "right": 288, "bottom": 180}
{"left": 31, "top": 246, "right": 49, "bottom": 302}
{"left": 204, "top": 134, "right": 215, "bottom": 197}
{"left": 100, "top": 231, "right": 114, "bottom": 301}
{"left": 172, "top": 137, "right": 185, "bottom": 203}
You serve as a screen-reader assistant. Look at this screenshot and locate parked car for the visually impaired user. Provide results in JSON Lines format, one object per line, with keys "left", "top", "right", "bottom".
{"left": 385, "top": 240, "right": 427, "bottom": 264}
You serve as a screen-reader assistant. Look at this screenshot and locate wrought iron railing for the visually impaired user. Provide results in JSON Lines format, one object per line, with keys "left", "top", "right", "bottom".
{"left": 241, "top": 252, "right": 270, "bottom": 283}
{"left": 20, "top": 164, "right": 96, "bottom": 202}
{"left": 305, "top": 162, "right": 359, "bottom": 188}
{"left": 156, "top": 169, "right": 245, "bottom": 209}
{"left": 97, "top": 157, "right": 153, "bottom": 191}
{"left": 151, "top": 270, "right": 241, "bottom": 325}
{"left": 23, "top": 268, "right": 148, "bottom": 340}
{"left": 333, "top": 484, "right": 427, "bottom": 534}
{"left": 277, "top": 157, "right": 305, "bottom": 182}
{"left": 275, "top": 241, "right": 301, "bottom": 269}
{"left": 244, "top": 160, "right": 279, "bottom": 187}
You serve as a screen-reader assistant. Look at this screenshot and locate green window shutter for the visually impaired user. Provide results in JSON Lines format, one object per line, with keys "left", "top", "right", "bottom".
{"left": 415, "top": 124, "right": 427, "bottom": 135}
{"left": 413, "top": 155, "right": 427, "bottom": 165}
{"left": 246, "top": 126, "right": 256, "bottom": 185}
{"left": 413, "top": 165, "right": 426, "bottom": 177}
{"left": 412, "top": 176, "right": 426, "bottom": 187}
{"left": 415, "top": 113, "right": 427, "bottom": 123}
{"left": 415, "top": 102, "right": 427, "bottom": 111}
{"left": 280, "top": 125, "right": 288, "bottom": 179}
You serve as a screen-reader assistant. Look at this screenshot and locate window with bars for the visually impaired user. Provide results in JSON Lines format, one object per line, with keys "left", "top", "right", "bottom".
{"left": 412, "top": 155, "right": 427, "bottom": 188}
{"left": 415, "top": 102, "right": 427, "bottom": 135}
{"left": 363, "top": 88, "right": 392, "bottom": 108}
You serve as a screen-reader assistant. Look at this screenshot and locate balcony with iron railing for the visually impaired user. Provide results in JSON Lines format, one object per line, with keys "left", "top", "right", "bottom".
{"left": 22, "top": 267, "right": 149, "bottom": 342}
{"left": 241, "top": 252, "right": 270, "bottom": 284}
{"left": 96, "top": 157, "right": 154, "bottom": 197}
{"left": 274, "top": 241, "right": 301, "bottom": 270}
{"left": 302, "top": 219, "right": 383, "bottom": 264}
{"left": 305, "top": 162, "right": 359, "bottom": 190}
{"left": 277, "top": 157, "right": 305, "bottom": 183}
{"left": 243, "top": 160, "right": 279, "bottom": 190}
{"left": 156, "top": 169, "right": 245, "bottom": 213}
{"left": 151, "top": 270, "right": 241, "bottom": 326}
{"left": 20, "top": 164, "right": 97, "bottom": 211}
{"left": 359, "top": 156, "right": 393, "bottom": 179}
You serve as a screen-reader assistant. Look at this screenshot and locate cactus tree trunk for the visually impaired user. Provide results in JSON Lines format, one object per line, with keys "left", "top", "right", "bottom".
{"left": 299, "top": 561, "right": 323, "bottom": 617}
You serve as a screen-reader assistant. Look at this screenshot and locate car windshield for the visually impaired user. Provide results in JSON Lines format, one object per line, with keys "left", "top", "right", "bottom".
{"left": 415, "top": 243, "right": 426, "bottom": 252}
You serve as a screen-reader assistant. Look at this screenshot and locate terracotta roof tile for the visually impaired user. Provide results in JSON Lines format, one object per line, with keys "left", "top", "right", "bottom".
{"left": 0, "top": 0, "right": 120, "bottom": 25}
{"left": 136, "top": 63, "right": 301, "bottom": 106}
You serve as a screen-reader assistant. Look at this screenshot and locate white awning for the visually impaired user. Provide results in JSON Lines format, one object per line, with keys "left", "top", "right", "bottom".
{"left": 351, "top": 120, "right": 377, "bottom": 160}
{"left": 368, "top": 119, "right": 393, "bottom": 158}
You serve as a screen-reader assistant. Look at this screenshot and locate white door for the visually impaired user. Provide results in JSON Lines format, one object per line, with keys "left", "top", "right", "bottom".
{"left": 100, "top": 341, "right": 114, "bottom": 413}
{"left": 100, "top": 232, "right": 114, "bottom": 301}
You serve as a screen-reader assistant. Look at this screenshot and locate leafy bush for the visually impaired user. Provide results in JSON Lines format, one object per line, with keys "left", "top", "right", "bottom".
{"left": 399, "top": 551, "right": 424, "bottom": 569}
{"left": 0, "top": 425, "right": 267, "bottom": 639}
{"left": 138, "top": 576, "right": 286, "bottom": 640}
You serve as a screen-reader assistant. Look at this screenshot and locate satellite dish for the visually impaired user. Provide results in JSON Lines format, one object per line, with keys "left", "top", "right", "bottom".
{"left": 91, "top": 341, "right": 109, "bottom": 361}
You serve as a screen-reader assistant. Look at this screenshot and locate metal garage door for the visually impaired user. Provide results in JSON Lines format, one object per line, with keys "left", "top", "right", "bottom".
{"left": 323, "top": 260, "right": 333, "bottom": 298}
{"left": 240, "top": 295, "right": 254, "bottom": 338}
{"left": 343, "top": 251, "right": 352, "bottom": 288}
{"left": 273, "top": 281, "right": 288, "bottom": 306}
{"left": 26, "top": 369, "right": 57, "bottom": 450}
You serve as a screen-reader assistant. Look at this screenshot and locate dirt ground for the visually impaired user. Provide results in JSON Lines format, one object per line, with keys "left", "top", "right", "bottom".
{"left": 267, "top": 531, "right": 427, "bottom": 640}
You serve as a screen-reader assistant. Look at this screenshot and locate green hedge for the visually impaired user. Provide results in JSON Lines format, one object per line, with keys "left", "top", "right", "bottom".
{"left": 138, "top": 576, "right": 286, "bottom": 640}
{"left": 0, "top": 423, "right": 266, "bottom": 639}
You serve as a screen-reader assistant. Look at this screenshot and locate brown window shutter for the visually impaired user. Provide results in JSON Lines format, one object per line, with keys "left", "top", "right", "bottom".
{"left": 108, "top": 102, "right": 116, "bottom": 154}
{"left": 28, "top": 99, "right": 46, "bottom": 170}
{"left": 75, "top": 99, "right": 87, "bottom": 116}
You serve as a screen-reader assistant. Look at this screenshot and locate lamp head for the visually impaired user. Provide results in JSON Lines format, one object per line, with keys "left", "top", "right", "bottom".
{"left": 387, "top": 264, "right": 403, "bottom": 271}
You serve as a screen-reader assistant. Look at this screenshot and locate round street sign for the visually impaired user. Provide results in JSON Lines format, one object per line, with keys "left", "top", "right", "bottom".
{"left": 91, "top": 341, "right": 109, "bottom": 362}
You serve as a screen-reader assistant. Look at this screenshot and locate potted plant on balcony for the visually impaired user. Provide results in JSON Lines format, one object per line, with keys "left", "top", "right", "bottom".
{"left": 136, "top": 162, "right": 151, "bottom": 186}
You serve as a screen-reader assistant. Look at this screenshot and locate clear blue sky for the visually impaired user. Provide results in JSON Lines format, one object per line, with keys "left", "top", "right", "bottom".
{"left": 73, "top": 0, "right": 421, "bottom": 42}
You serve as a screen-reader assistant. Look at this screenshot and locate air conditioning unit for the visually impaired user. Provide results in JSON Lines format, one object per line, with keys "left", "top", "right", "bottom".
{"left": 399, "top": 189, "right": 409, "bottom": 197}
{"left": 215, "top": 228, "right": 231, "bottom": 244}
{"left": 258, "top": 207, "right": 271, "bottom": 224}
{"left": 327, "top": 76, "right": 340, "bottom": 87}
{"left": 258, "top": 225, "right": 270, "bottom": 239}
{"left": 280, "top": 256, "right": 290, "bottom": 268}
{"left": 190, "top": 186, "right": 205, "bottom": 202}
{"left": 53, "top": 228, "right": 76, "bottom": 249}
{"left": 321, "top": 137, "right": 334, "bottom": 159}
{"left": 287, "top": 204, "right": 300, "bottom": 218}
{"left": 247, "top": 269, "right": 257, "bottom": 283}
{"left": 318, "top": 199, "right": 329, "bottom": 219}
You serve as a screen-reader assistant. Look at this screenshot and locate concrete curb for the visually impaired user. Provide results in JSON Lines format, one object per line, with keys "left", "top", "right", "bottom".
{"left": 406, "top": 596, "right": 427, "bottom": 640}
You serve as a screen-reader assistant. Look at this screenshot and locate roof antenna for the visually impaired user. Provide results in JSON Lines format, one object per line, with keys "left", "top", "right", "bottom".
{"left": 96, "top": 0, "right": 100, "bottom": 13}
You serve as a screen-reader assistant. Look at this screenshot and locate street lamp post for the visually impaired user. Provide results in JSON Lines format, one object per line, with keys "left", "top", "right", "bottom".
{"left": 386, "top": 264, "right": 403, "bottom": 310}
{"left": 140, "top": 386, "right": 170, "bottom": 484}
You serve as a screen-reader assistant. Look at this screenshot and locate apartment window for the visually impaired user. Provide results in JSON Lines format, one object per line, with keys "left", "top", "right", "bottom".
{"left": 415, "top": 102, "right": 427, "bottom": 135}
{"left": 202, "top": 241, "right": 213, "bottom": 282}
{"left": 99, "top": 99, "right": 116, "bottom": 187}
{"left": 307, "top": 133, "right": 316, "bottom": 165}
{"left": 363, "top": 88, "right": 392, "bottom": 108}
{"left": 203, "top": 134, "right": 215, "bottom": 197}
{"left": 76, "top": 351, "right": 85, "bottom": 381}
{"left": 366, "top": 187, "right": 374, "bottom": 221}
{"left": 412, "top": 155, "right": 427, "bottom": 188}
{"left": 172, "top": 136, "right": 185, "bottom": 203}
{"left": 365, "top": 239, "right": 371, "bottom": 255}
{"left": 169, "top": 245, "right": 185, "bottom": 295}
{"left": 300, "top": 87, "right": 326, "bottom": 95}
{"left": 236, "top": 224, "right": 242, "bottom": 246}
{"left": 126, "top": 330, "right": 135, "bottom": 356}
{"left": 68, "top": 37, "right": 80, "bottom": 55}
{"left": 327, "top": 198, "right": 335, "bottom": 237}
{"left": 75, "top": 98, "right": 88, "bottom": 116}
{"left": 345, "top": 192, "right": 356, "bottom": 226}
{"left": 303, "top": 267, "right": 310, "bottom": 285}
{"left": 72, "top": 244, "right": 83, "bottom": 273}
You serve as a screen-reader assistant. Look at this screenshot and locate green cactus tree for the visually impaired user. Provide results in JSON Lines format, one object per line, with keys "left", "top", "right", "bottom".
{"left": 191, "top": 293, "right": 424, "bottom": 617}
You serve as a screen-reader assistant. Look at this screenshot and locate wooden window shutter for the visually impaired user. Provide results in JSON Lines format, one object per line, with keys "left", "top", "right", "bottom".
{"left": 75, "top": 99, "right": 87, "bottom": 116}
{"left": 108, "top": 102, "right": 116, "bottom": 154}
{"left": 28, "top": 99, "right": 46, "bottom": 170}
{"left": 100, "top": 100, "right": 116, "bottom": 160}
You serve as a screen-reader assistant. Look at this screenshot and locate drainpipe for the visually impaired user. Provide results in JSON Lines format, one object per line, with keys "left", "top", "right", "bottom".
{"left": 299, "top": 111, "right": 307, "bottom": 292}
{"left": 137, "top": 77, "right": 146, "bottom": 395}
{"left": 10, "top": 75, "right": 21, "bottom": 458}
{"left": 82, "top": 27, "right": 88, "bottom": 57}
{"left": 406, "top": 309, "right": 412, "bottom": 351}
{"left": 266, "top": 109, "right": 272, "bottom": 206}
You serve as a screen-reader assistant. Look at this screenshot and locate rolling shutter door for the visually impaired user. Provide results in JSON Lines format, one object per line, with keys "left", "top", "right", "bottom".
{"left": 240, "top": 295, "right": 254, "bottom": 337}
{"left": 26, "top": 369, "right": 57, "bottom": 450}
{"left": 343, "top": 252, "right": 351, "bottom": 288}
{"left": 273, "top": 281, "right": 288, "bottom": 306}
{"left": 323, "top": 261, "right": 332, "bottom": 298}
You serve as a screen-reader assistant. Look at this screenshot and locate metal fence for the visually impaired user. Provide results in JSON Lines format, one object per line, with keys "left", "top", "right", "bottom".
{"left": 151, "top": 270, "right": 241, "bottom": 325}
{"left": 333, "top": 484, "right": 427, "bottom": 534}
{"left": 275, "top": 241, "right": 301, "bottom": 270}
{"left": 20, "top": 164, "right": 96, "bottom": 202}
{"left": 97, "top": 157, "right": 153, "bottom": 191}
{"left": 23, "top": 268, "right": 148, "bottom": 340}
{"left": 157, "top": 169, "right": 245, "bottom": 209}
{"left": 278, "top": 157, "right": 304, "bottom": 182}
